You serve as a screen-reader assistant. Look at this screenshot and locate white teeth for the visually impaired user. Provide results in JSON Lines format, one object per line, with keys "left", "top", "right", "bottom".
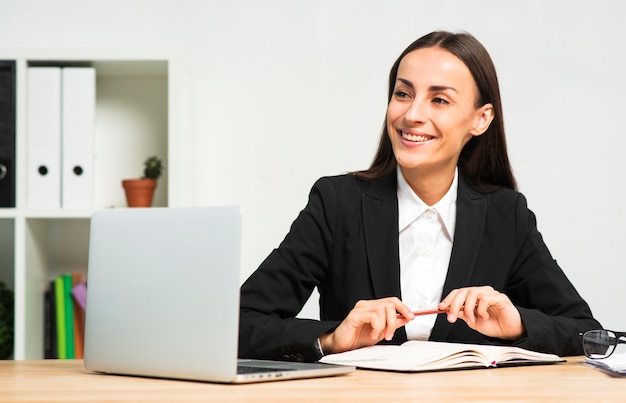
{"left": 401, "top": 132, "right": 431, "bottom": 142}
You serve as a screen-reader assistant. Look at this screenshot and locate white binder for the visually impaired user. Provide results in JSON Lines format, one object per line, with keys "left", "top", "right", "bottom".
{"left": 27, "top": 67, "right": 61, "bottom": 209}
{"left": 61, "top": 67, "right": 95, "bottom": 209}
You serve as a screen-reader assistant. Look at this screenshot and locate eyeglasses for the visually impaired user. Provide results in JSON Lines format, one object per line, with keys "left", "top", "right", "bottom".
{"left": 581, "top": 329, "right": 626, "bottom": 359}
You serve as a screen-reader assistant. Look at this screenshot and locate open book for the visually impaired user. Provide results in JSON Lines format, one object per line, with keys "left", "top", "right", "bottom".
{"left": 319, "top": 340, "right": 564, "bottom": 372}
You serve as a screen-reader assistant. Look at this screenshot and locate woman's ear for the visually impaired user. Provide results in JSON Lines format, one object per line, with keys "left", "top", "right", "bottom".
{"left": 470, "top": 103, "right": 495, "bottom": 136}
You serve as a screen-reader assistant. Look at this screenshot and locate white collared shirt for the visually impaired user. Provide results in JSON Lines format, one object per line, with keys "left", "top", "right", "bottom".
{"left": 397, "top": 166, "right": 458, "bottom": 340}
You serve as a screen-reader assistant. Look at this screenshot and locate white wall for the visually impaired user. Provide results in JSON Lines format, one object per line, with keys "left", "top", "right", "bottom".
{"left": 1, "top": 0, "right": 624, "bottom": 329}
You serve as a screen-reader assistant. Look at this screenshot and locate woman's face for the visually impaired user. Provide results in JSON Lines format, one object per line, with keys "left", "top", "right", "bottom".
{"left": 386, "top": 46, "right": 493, "bottom": 180}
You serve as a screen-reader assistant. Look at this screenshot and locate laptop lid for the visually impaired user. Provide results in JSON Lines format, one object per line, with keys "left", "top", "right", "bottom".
{"left": 83, "top": 206, "right": 353, "bottom": 383}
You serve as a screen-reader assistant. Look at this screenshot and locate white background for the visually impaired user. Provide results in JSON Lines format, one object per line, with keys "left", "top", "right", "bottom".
{"left": 1, "top": 0, "right": 624, "bottom": 330}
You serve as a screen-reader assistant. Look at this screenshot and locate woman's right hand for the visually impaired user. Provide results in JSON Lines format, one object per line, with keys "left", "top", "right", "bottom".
{"left": 319, "top": 297, "right": 415, "bottom": 354}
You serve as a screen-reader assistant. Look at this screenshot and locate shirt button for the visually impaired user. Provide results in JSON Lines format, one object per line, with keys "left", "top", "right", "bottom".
{"left": 420, "top": 249, "right": 431, "bottom": 257}
{"left": 425, "top": 209, "right": 436, "bottom": 220}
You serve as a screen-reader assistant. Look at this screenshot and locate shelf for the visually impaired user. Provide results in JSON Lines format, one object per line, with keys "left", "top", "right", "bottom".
{"left": 0, "top": 53, "right": 175, "bottom": 359}
{"left": 93, "top": 62, "right": 168, "bottom": 209}
{"left": 0, "top": 209, "right": 17, "bottom": 218}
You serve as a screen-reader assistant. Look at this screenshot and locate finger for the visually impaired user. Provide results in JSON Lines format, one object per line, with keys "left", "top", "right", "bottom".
{"left": 445, "top": 289, "right": 466, "bottom": 323}
{"left": 463, "top": 289, "right": 480, "bottom": 325}
{"left": 395, "top": 301, "right": 416, "bottom": 321}
{"left": 368, "top": 310, "right": 385, "bottom": 340}
{"left": 475, "top": 296, "right": 492, "bottom": 321}
{"left": 381, "top": 299, "right": 408, "bottom": 340}
{"left": 345, "top": 302, "right": 382, "bottom": 341}
{"left": 438, "top": 289, "right": 456, "bottom": 321}
{"left": 388, "top": 301, "right": 417, "bottom": 334}
{"left": 470, "top": 286, "right": 498, "bottom": 320}
{"left": 477, "top": 289, "right": 509, "bottom": 320}
{"left": 352, "top": 298, "right": 414, "bottom": 340}
{"left": 438, "top": 288, "right": 458, "bottom": 309}
{"left": 384, "top": 303, "right": 398, "bottom": 341}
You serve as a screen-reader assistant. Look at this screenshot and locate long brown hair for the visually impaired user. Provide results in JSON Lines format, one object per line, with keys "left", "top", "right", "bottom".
{"left": 354, "top": 31, "right": 517, "bottom": 191}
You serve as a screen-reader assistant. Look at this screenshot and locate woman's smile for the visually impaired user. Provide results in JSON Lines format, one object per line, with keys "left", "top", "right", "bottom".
{"left": 400, "top": 131, "right": 435, "bottom": 144}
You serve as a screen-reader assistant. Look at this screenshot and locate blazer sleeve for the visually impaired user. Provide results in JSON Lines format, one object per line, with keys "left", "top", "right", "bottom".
{"left": 238, "top": 177, "right": 342, "bottom": 362}
{"left": 506, "top": 193, "right": 602, "bottom": 355}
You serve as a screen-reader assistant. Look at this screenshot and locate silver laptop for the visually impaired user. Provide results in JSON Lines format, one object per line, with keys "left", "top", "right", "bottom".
{"left": 83, "top": 206, "right": 354, "bottom": 383}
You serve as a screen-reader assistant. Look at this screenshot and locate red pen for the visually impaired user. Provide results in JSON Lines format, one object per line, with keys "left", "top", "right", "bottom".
{"left": 396, "top": 308, "right": 448, "bottom": 319}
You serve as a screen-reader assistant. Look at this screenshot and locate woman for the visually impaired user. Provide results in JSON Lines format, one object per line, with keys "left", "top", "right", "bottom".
{"left": 238, "top": 31, "right": 601, "bottom": 362}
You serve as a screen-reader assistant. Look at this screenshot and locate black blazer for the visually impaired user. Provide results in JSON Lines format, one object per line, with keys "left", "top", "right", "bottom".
{"left": 239, "top": 172, "right": 601, "bottom": 362}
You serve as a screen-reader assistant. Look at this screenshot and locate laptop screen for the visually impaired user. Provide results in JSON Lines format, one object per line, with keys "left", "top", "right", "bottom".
{"left": 84, "top": 206, "right": 242, "bottom": 382}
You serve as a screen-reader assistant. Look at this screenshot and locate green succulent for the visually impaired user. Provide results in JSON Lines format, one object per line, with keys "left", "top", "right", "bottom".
{"left": 142, "top": 156, "right": 163, "bottom": 180}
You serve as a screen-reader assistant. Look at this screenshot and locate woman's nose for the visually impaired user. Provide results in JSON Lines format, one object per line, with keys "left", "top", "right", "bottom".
{"left": 404, "top": 99, "right": 427, "bottom": 123}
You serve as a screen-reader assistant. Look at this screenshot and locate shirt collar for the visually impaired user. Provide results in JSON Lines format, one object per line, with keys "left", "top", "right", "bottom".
{"left": 396, "top": 166, "right": 458, "bottom": 239}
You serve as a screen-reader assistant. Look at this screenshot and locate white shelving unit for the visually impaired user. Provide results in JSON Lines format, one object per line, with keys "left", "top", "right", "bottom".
{"left": 0, "top": 50, "right": 192, "bottom": 359}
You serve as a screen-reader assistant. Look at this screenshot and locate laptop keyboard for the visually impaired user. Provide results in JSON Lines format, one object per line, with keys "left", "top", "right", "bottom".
{"left": 237, "top": 365, "right": 292, "bottom": 374}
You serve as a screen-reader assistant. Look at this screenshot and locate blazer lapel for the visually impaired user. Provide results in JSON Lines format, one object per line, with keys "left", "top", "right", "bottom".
{"left": 361, "top": 174, "right": 402, "bottom": 300}
{"left": 432, "top": 176, "right": 487, "bottom": 339}
{"left": 360, "top": 173, "right": 487, "bottom": 342}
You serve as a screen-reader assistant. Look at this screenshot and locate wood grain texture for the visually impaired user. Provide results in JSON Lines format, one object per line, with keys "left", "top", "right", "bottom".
{"left": 0, "top": 358, "right": 623, "bottom": 402}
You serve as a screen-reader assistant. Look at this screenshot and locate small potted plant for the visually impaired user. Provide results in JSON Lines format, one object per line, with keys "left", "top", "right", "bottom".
{"left": 121, "top": 156, "right": 163, "bottom": 207}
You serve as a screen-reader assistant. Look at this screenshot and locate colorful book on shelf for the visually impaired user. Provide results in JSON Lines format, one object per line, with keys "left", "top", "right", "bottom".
{"left": 71, "top": 280, "right": 87, "bottom": 311}
{"left": 63, "top": 274, "right": 75, "bottom": 359}
{"left": 71, "top": 273, "right": 86, "bottom": 359}
{"left": 54, "top": 277, "right": 66, "bottom": 359}
{"left": 319, "top": 340, "right": 564, "bottom": 372}
{"left": 43, "top": 280, "right": 57, "bottom": 359}
{"left": 46, "top": 273, "right": 87, "bottom": 359}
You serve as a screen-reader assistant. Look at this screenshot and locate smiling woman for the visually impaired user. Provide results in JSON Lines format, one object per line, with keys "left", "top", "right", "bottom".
{"left": 385, "top": 47, "right": 495, "bottom": 206}
{"left": 238, "top": 30, "right": 601, "bottom": 363}
{"left": 357, "top": 31, "right": 514, "bottom": 194}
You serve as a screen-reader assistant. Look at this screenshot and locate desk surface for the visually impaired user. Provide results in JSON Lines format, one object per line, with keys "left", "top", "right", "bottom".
{"left": 1, "top": 358, "right": 624, "bottom": 402}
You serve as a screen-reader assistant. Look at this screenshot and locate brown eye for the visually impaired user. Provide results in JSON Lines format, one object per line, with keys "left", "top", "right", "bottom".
{"left": 393, "top": 90, "right": 410, "bottom": 99}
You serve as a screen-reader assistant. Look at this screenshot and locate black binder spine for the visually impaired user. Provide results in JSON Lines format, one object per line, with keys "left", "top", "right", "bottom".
{"left": 0, "top": 60, "right": 16, "bottom": 208}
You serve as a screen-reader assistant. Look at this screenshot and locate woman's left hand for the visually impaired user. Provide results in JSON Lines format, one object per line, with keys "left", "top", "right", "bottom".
{"left": 438, "top": 286, "right": 525, "bottom": 340}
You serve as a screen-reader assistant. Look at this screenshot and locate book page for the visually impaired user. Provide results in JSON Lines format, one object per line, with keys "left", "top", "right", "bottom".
{"left": 430, "top": 341, "right": 562, "bottom": 364}
{"left": 320, "top": 341, "right": 489, "bottom": 371}
{"left": 319, "top": 340, "right": 562, "bottom": 372}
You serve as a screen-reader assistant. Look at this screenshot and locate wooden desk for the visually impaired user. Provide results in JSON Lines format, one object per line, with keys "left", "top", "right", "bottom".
{"left": 0, "top": 358, "right": 624, "bottom": 402}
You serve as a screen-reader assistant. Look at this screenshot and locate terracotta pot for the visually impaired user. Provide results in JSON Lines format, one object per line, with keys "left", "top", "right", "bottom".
{"left": 122, "top": 178, "right": 157, "bottom": 207}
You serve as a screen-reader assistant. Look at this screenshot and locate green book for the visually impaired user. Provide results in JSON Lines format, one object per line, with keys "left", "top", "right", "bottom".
{"left": 54, "top": 277, "right": 66, "bottom": 359}
{"left": 63, "top": 274, "right": 75, "bottom": 359}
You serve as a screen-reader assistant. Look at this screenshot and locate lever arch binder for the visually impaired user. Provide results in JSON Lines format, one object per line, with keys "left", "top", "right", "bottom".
{"left": 61, "top": 67, "right": 95, "bottom": 209}
{"left": 0, "top": 60, "right": 16, "bottom": 208}
{"left": 27, "top": 67, "right": 62, "bottom": 209}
